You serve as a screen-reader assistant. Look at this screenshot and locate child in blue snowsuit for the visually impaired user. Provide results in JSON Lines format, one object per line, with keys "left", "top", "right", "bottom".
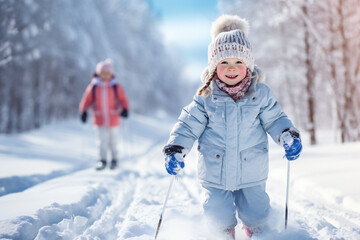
{"left": 163, "top": 15, "right": 302, "bottom": 238}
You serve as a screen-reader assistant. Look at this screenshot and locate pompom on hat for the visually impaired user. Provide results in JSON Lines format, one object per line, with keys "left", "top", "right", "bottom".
{"left": 96, "top": 59, "right": 114, "bottom": 75}
{"left": 201, "top": 15, "right": 255, "bottom": 83}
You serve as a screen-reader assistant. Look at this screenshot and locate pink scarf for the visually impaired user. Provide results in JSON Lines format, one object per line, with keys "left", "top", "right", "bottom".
{"left": 215, "top": 69, "right": 252, "bottom": 101}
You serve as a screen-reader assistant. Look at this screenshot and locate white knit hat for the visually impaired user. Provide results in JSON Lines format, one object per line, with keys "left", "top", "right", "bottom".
{"left": 96, "top": 59, "right": 114, "bottom": 75}
{"left": 201, "top": 15, "right": 254, "bottom": 83}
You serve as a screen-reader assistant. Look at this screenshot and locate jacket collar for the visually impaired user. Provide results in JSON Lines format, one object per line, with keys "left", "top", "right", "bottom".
{"left": 91, "top": 77, "right": 117, "bottom": 86}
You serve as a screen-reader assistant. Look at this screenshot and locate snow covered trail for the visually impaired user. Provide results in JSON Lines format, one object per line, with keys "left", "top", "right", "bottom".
{"left": 0, "top": 114, "right": 173, "bottom": 240}
{"left": 1, "top": 114, "right": 360, "bottom": 239}
{"left": 0, "top": 122, "right": 92, "bottom": 197}
{"left": 265, "top": 142, "right": 360, "bottom": 240}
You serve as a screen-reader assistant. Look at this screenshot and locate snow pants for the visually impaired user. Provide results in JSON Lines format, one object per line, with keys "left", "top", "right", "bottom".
{"left": 96, "top": 126, "right": 118, "bottom": 160}
{"left": 202, "top": 183, "right": 270, "bottom": 230}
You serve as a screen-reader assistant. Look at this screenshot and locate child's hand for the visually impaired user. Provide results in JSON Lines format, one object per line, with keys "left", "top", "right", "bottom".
{"left": 280, "top": 128, "right": 302, "bottom": 161}
{"left": 80, "top": 112, "right": 87, "bottom": 123}
{"left": 120, "top": 109, "right": 128, "bottom": 118}
{"left": 163, "top": 145, "right": 187, "bottom": 175}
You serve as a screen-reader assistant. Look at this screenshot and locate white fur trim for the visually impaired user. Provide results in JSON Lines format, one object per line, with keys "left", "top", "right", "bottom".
{"left": 253, "top": 66, "right": 265, "bottom": 83}
{"left": 91, "top": 77, "right": 101, "bottom": 85}
{"left": 201, "top": 67, "right": 210, "bottom": 83}
{"left": 91, "top": 77, "right": 117, "bottom": 85}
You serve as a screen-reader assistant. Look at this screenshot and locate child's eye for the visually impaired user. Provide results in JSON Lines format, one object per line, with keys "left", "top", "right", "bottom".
{"left": 236, "top": 61, "right": 244, "bottom": 64}
{"left": 221, "top": 61, "right": 228, "bottom": 64}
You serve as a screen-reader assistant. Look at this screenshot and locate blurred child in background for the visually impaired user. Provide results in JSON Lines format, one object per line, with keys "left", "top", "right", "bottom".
{"left": 79, "top": 59, "right": 129, "bottom": 170}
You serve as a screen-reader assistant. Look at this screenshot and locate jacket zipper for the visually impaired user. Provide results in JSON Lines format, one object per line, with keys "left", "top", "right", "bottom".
{"left": 101, "top": 83, "right": 109, "bottom": 126}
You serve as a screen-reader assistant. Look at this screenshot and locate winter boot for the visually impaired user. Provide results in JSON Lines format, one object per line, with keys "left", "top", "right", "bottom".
{"left": 225, "top": 228, "right": 235, "bottom": 240}
{"left": 110, "top": 159, "right": 117, "bottom": 170}
{"left": 96, "top": 159, "right": 107, "bottom": 171}
{"left": 243, "top": 225, "right": 253, "bottom": 238}
{"left": 243, "top": 224, "right": 264, "bottom": 238}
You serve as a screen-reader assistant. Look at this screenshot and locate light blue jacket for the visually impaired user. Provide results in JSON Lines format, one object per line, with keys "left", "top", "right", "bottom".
{"left": 167, "top": 72, "right": 295, "bottom": 191}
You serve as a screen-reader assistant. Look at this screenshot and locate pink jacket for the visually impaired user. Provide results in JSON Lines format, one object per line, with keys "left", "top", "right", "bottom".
{"left": 79, "top": 78, "right": 129, "bottom": 127}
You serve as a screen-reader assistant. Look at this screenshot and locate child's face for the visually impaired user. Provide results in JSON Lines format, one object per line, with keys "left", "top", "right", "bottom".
{"left": 216, "top": 58, "right": 247, "bottom": 85}
{"left": 99, "top": 70, "right": 112, "bottom": 82}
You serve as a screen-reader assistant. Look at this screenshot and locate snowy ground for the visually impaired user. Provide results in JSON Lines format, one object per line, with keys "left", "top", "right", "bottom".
{"left": 1, "top": 113, "right": 360, "bottom": 240}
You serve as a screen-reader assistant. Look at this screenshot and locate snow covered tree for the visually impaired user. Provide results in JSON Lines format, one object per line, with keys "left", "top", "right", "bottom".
{"left": 326, "top": 0, "right": 360, "bottom": 142}
{"left": 296, "top": 0, "right": 360, "bottom": 143}
{"left": 0, "top": 0, "right": 186, "bottom": 133}
{"left": 218, "top": 0, "right": 360, "bottom": 143}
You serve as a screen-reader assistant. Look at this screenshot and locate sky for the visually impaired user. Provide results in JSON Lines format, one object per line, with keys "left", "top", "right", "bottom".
{"left": 148, "top": 0, "right": 220, "bottom": 82}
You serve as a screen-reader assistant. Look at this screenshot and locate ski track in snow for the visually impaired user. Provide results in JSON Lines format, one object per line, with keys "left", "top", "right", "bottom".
{"left": 267, "top": 152, "right": 360, "bottom": 240}
{"left": 1, "top": 115, "right": 360, "bottom": 239}
{"left": 289, "top": 180, "right": 360, "bottom": 239}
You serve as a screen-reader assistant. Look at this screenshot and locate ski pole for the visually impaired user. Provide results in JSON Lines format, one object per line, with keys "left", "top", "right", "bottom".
{"left": 120, "top": 118, "right": 131, "bottom": 161}
{"left": 154, "top": 176, "right": 175, "bottom": 240}
{"left": 80, "top": 121, "right": 90, "bottom": 162}
{"left": 124, "top": 118, "right": 133, "bottom": 161}
{"left": 119, "top": 118, "right": 128, "bottom": 161}
{"left": 285, "top": 160, "right": 291, "bottom": 230}
{"left": 80, "top": 123, "right": 85, "bottom": 161}
{"left": 120, "top": 120, "right": 126, "bottom": 160}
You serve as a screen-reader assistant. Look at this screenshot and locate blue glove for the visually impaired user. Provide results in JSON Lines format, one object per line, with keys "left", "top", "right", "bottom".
{"left": 280, "top": 128, "right": 302, "bottom": 161}
{"left": 163, "top": 145, "right": 186, "bottom": 175}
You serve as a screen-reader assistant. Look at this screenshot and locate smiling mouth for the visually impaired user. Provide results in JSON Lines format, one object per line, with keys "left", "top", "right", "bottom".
{"left": 225, "top": 75, "right": 238, "bottom": 79}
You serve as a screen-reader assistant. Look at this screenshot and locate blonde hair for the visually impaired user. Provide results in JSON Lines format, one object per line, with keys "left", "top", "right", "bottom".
{"left": 197, "top": 72, "right": 215, "bottom": 96}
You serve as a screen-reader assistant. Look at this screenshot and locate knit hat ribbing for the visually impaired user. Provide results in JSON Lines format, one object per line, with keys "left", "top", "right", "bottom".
{"left": 201, "top": 15, "right": 254, "bottom": 83}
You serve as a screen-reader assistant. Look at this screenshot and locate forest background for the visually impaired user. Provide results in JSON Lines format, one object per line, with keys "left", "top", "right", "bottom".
{"left": 1, "top": 0, "right": 359, "bottom": 145}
